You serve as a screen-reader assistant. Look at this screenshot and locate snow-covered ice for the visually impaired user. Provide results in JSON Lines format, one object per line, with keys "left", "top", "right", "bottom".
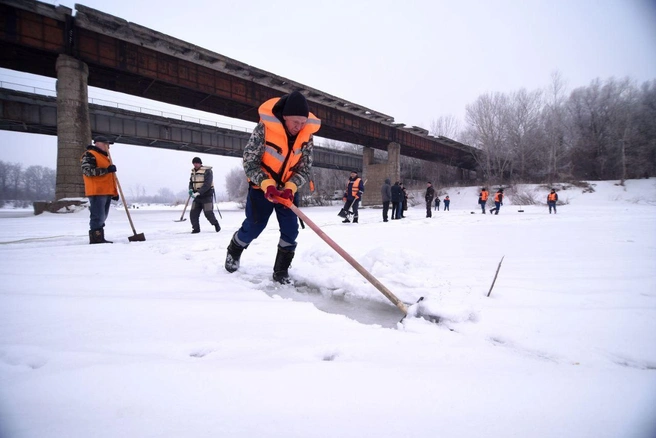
{"left": 1, "top": 180, "right": 655, "bottom": 438}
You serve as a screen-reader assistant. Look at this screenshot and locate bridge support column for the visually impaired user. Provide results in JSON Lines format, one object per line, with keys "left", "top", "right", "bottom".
{"left": 361, "top": 142, "right": 400, "bottom": 206}
{"left": 55, "top": 54, "right": 91, "bottom": 200}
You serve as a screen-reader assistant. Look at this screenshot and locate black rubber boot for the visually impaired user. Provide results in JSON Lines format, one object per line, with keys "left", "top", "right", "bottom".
{"left": 214, "top": 223, "right": 221, "bottom": 232}
{"left": 342, "top": 218, "right": 350, "bottom": 223}
{"left": 225, "top": 237, "right": 245, "bottom": 273}
{"left": 272, "top": 246, "right": 295, "bottom": 284}
{"left": 353, "top": 216, "right": 358, "bottom": 223}
{"left": 90, "top": 228, "right": 112, "bottom": 244}
{"left": 101, "top": 228, "right": 113, "bottom": 243}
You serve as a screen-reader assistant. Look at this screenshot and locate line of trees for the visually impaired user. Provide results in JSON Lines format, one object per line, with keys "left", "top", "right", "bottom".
{"left": 0, "top": 161, "right": 55, "bottom": 201}
{"left": 454, "top": 74, "right": 656, "bottom": 184}
{"left": 0, "top": 161, "right": 188, "bottom": 204}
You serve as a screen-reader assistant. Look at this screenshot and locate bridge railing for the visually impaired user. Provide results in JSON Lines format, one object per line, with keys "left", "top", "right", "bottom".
{"left": 0, "top": 80, "right": 253, "bottom": 134}
{"left": 0, "top": 80, "right": 359, "bottom": 156}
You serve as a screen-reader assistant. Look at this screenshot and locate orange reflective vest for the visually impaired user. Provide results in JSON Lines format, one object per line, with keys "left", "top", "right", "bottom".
{"left": 253, "top": 97, "right": 321, "bottom": 188}
{"left": 481, "top": 190, "right": 489, "bottom": 201}
{"left": 82, "top": 150, "right": 118, "bottom": 197}
{"left": 548, "top": 192, "right": 557, "bottom": 202}
{"left": 494, "top": 192, "right": 503, "bottom": 202}
{"left": 348, "top": 178, "right": 362, "bottom": 198}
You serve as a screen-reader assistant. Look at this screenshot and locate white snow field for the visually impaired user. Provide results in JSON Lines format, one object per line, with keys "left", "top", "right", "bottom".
{"left": 1, "top": 180, "right": 655, "bottom": 438}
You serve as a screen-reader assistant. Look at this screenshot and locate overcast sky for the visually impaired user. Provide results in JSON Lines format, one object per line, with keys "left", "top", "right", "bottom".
{"left": 1, "top": 0, "right": 655, "bottom": 195}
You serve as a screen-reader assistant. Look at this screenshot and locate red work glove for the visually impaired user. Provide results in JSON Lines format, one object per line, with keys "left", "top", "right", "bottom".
{"left": 264, "top": 185, "right": 282, "bottom": 203}
{"left": 280, "top": 188, "right": 294, "bottom": 202}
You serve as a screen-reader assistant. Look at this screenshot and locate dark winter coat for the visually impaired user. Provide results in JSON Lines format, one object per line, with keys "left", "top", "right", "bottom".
{"left": 391, "top": 183, "right": 403, "bottom": 203}
{"left": 402, "top": 187, "right": 408, "bottom": 210}
{"left": 425, "top": 185, "right": 435, "bottom": 203}
{"left": 344, "top": 176, "right": 364, "bottom": 201}
{"left": 381, "top": 178, "right": 392, "bottom": 202}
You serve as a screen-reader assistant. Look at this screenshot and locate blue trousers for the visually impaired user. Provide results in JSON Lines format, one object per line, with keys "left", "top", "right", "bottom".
{"left": 235, "top": 187, "right": 299, "bottom": 250}
{"left": 548, "top": 201, "right": 557, "bottom": 213}
{"left": 89, "top": 195, "right": 112, "bottom": 230}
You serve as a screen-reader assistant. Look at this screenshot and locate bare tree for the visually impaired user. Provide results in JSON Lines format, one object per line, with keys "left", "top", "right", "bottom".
{"left": 542, "top": 71, "right": 571, "bottom": 183}
{"left": 568, "top": 77, "right": 637, "bottom": 179}
{"left": 506, "top": 88, "right": 544, "bottom": 181}
{"left": 225, "top": 167, "right": 249, "bottom": 201}
{"left": 464, "top": 92, "right": 512, "bottom": 182}
{"left": 128, "top": 184, "right": 147, "bottom": 200}
{"left": 7, "top": 163, "right": 23, "bottom": 200}
{"left": 631, "top": 79, "right": 656, "bottom": 178}
{"left": 430, "top": 115, "right": 461, "bottom": 140}
{"left": 155, "top": 187, "right": 175, "bottom": 203}
{"left": 23, "top": 165, "right": 55, "bottom": 200}
{"left": 457, "top": 74, "right": 656, "bottom": 184}
{"left": 0, "top": 161, "right": 9, "bottom": 199}
{"left": 312, "top": 167, "right": 349, "bottom": 198}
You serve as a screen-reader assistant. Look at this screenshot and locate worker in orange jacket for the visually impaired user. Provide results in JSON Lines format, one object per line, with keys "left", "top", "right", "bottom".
{"left": 341, "top": 171, "right": 365, "bottom": 223}
{"left": 81, "top": 136, "right": 119, "bottom": 244}
{"left": 547, "top": 188, "right": 558, "bottom": 214}
{"left": 479, "top": 188, "right": 489, "bottom": 213}
{"left": 489, "top": 188, "right": 504, "bottom": 215}
{"left": 224, "top": 91, "right": 320, "bottom": 284}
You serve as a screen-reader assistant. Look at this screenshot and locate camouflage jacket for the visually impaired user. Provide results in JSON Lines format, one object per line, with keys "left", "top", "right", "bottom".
{"left": 81, "top": 146, "right": 112, "bottom": 177}
{"left": 242, "top": 122, "right": 314, "bottom": 189}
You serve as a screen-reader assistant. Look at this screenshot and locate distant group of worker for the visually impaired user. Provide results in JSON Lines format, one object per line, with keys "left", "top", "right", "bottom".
{"left": 478, "top": 187, "right": 504, "bottom": 215}
{"left": 477, "top": 187, "right": 558, "bottom": 215}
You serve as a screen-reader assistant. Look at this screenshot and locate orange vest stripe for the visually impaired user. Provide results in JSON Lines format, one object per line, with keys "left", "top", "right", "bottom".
{"left": 254, "top": 97, "right": 320, "bottom": 187}
{"left": 349, "top": 178, "right": 362, "bottom": 197}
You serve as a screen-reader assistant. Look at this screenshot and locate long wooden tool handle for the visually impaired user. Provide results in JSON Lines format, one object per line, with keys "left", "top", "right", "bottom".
{"left": 107, "top": 151, "right": 138, "bottom": 235}
{"left": 276, "top": 196, "right": 408, "bottom": 315}
{"left": 180, "top": 195, "right": 191, "bottom": 220}
{"left": 114, "top": 174, "right": 138, "bottom": 235}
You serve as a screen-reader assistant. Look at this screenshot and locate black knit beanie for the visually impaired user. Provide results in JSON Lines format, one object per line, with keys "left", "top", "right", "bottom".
{"left": 192, "top": 157, "right": 202, "bottom": 164}
{"left": 282, "top": 91, "right": 309, "bottom": 117}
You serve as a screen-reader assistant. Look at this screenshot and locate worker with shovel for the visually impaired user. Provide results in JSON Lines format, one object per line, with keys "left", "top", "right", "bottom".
{"left": 81, "top": 136, "right": 119, "bottom": 244}
{"left": 224, "top": 91, "right": 321, "bottom": 284}
{"left": 339, "top": 170, "right": 364, "bottom": 223}
{"left": 189, "top": 157, "right": 221, "bottom": 234}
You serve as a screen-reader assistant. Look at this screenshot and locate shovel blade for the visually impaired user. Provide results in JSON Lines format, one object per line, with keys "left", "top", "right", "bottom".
{"left": 174, "top": 218, "right": 187, "bottom": 222}
{"left": 128, "top": 233, "right": 146, "bottom": 242}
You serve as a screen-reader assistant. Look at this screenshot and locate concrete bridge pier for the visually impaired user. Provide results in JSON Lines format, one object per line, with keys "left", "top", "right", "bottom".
{"left": 54, "top": 54, "right": 91, "bottom": 200}
{"left": 361, "top": 142, "right": 400, "bottom": 206}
